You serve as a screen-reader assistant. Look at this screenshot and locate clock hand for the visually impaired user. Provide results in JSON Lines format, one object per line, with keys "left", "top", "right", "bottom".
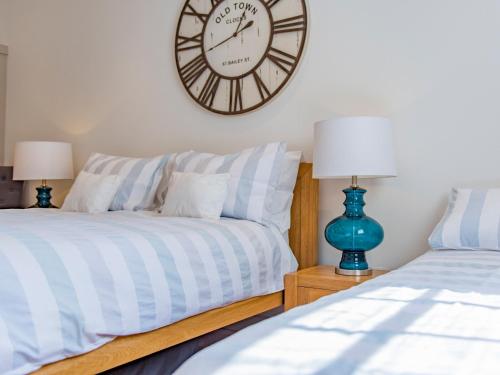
{"left": 207, "top": 34, "right": 235, "bottom": 52}
{"left": 235, "top": 10, "right": 246, "bottom": 34}
{"left": 237, "top": 20, "right": 254, "bottom": 34}
{"left": 207, "top": 20, "right": 254, "bottom": 52}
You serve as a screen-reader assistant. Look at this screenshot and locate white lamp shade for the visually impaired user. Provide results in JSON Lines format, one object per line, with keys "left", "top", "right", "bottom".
{"left": 313, "top": 117, "right": 397, "bottom": 179}
{"left": 13, "top": 141, "right": 74, "bottom": 181}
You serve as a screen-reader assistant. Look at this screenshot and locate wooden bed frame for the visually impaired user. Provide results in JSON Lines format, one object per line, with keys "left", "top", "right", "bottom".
{"left": 35, "top": 163, "right": 318, "bottom": 374}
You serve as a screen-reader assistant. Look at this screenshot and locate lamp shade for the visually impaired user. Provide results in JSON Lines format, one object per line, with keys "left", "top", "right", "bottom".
{"left": 13, "top": 141, "right": 74, "bottom": 181}
{"left": 313, "top": 117, "right": 397, "bottom": 179}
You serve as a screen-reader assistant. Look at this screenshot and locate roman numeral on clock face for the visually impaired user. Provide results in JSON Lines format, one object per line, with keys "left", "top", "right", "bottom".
{"left": 266, "top": 0, "right": 282, "bottom": 8}
{"left": 184, "top": 0, "right": 225, "bottom": 24}
{"left": 266, "top": 47, "right": 298, "bottom": 74}
{"left": 184, "top": 4, "right": 208, "bottom": 24}
{"left": 273, "top": 15, "right": 306, "bottom": 34}
{"left": 229, "top": 79, "right": 243, "bottom": 113}
{"left": 199, "top": 72, "right": 221, "bottom": 108}
{"left": 179, "top": 54, "right": 208, "bottom": 88}
{"left": 176, "top": 33, "right": 202, "bottom": 52}
{"left": 253, "top": 72, "right": 271, "bottom": 101}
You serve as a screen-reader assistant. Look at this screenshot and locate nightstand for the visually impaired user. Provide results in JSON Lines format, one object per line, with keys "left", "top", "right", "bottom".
{"left": 284, "top": 266, "right": 388, "bottom": 311}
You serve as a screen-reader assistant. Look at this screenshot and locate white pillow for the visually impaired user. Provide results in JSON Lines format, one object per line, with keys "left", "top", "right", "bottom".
{"left": 161, "top": 172, "right": 230, "bottom": 220}
{"left": 270, "top": 151, "right": 302, "bottom": 232}
{"left": 62, "top": 171, "right": 122, "bottom": 214}
{"left": 173, "top": 142, "right": 286, "bottom": 225}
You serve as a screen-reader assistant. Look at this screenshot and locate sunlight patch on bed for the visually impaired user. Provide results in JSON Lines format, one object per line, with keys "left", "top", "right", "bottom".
{"left": 291, "top": 286, "right": 430, "bottom": 331}
{"left": 213, "top": 287, "right": 431, "bottom": 374}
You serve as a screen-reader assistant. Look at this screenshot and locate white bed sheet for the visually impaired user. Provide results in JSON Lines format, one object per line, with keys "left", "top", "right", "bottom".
{"left": 176, "top": 250, "right": 500, "bottom": 375}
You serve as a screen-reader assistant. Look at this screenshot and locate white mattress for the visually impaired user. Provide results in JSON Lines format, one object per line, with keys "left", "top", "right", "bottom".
{"left": 176, "top": 250, "right": 500, "bottom": 375}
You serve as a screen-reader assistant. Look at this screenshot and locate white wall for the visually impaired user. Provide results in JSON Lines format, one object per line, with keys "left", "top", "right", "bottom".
{"left": 5, "top": 0, "right": 500, "bottom": 269}
{"left": 0, "top": 0, "right": 8, "bottom": 163}
{"left": 0, "top": 51, "right": 6, "bottom": 164}
{"left": 0, "top": 50, "right": 6, "bottom": 163}
{"left": 0, "top": 0, "right": 9, "bottom": 45}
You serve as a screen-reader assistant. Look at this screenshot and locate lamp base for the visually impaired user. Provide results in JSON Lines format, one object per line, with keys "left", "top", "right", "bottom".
{"left": 325, "top": 187, "right": 384, "bottom": 278}
{"left": 31, "top": 185, "right": 57, "bottom": 209}
{"left": 335, "top": 267, "right": 373, "bottom": 276}
{"left": 29, "top": 203, "right": 58, "bottom": 209}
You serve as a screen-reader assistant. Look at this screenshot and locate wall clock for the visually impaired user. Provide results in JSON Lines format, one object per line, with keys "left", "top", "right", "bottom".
{"left": 175, "top": 0, "right": 308, "bottom": 115}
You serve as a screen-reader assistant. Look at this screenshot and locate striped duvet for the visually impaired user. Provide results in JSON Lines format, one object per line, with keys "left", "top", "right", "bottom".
{"left": 0, "top": 209, "right": 297, "bottom": 374}
{"left": 177, "top": 250, "right": 500, "bottom": 375}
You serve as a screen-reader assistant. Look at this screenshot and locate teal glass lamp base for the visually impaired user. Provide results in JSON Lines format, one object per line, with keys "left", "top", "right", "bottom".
{"left": 336, "top": 251, "right": 372, "bottom": 276}
{"left": 325, "top": 186, "right": 383, "bottom": 276}
{"left": 29, "top": 183, "right": 58, "bottom": 208}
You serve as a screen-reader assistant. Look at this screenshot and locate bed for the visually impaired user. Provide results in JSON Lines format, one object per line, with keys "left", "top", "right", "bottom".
{"left": 176, "top": 249, "right": 500, "bottom": 375}
{"left": 0, "top": 164, "right": 318, "bottom": 375}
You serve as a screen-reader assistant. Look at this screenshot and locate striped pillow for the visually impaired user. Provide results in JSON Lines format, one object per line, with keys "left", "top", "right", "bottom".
{"left": 270, "top": 151, "right": 302, "bottom": 233}
{"left": 429, "top": 188, "right": 500, "bottom": 251}
{"left": 83, "top": 153, "right": 171, "bottom": 211}
{"left": 174, "top": 142, "right": 286, "bottom": 225}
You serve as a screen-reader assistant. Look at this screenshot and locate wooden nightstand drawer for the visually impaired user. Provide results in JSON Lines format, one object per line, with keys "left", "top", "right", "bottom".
{"left": 285, "top": 266, "right": 388, "bottom": 311}
{"left": 297, "top": 287, "right": 337, "bottom": 305}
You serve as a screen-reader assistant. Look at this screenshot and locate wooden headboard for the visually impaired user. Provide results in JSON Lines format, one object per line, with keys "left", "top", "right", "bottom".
{"left": 289, "top": 163, "right": 319, "bottom": 270}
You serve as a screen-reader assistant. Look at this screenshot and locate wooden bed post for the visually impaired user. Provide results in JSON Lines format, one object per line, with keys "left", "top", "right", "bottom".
{"left": 289, "top": 163, "right": 319, "bottom": 270}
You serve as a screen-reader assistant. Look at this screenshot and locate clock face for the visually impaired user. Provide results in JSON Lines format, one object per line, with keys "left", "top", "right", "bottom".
{"left": 175, "top": 0, "right": 308, "bottom": 115}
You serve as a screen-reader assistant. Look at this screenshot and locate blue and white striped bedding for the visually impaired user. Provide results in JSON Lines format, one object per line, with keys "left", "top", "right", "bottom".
{"left": 174, "top": 142, "right": 286, "bottom": 226}
{"left": 176, "top": 250, "right": 500, "bottom": 375}
{"left": 83, "top": 153, "right": 171, "bottom": 211}
{"left": 0, "top": 209, "right": 297, "bottom": 375}
{"left": 430, "top": 188, "right": 500, "bottom": 251}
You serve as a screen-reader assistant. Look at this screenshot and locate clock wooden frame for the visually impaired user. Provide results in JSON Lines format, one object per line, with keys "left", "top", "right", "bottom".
{"left": 175, "top": 0, "right": 308, "bottom": 115}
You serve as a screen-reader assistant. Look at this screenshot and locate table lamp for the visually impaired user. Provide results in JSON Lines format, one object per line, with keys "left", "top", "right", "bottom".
{"left": 313, "top": 117, "right": 397, "bottom": 276}
{"left": 13, "top": 141, "right": 74, "bottom": 208}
